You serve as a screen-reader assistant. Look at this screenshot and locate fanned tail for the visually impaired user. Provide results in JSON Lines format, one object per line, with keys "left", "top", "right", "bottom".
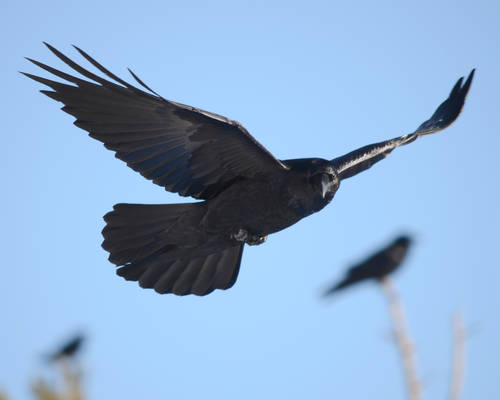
{"left": 102, "top": 203, "right": 244, "bottom": 296}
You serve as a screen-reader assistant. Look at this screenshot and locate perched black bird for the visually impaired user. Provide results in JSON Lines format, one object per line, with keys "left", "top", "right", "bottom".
{"left": 324, "top": 235, "right": 412, "bottom": 296}
{"left": 48, "top": 334, "right": 84, "bottom": 362}
{"left": 24, "top": 44, "right": 474, "bottom": 296}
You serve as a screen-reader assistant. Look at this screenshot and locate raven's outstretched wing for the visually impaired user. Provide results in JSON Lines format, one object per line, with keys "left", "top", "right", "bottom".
{"left": 23, "top": 43, "right": 288, "bottom": 200}
{"left": 331, "top": 70, "right": 474, "bottom": 180}
{"left": 324, "top": 235, "right": 411, "bottom": 296}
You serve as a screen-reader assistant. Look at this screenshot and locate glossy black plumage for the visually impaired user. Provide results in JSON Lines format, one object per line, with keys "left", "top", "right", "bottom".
{"left": 48, "top": 335, "right": 84, "bottom": 362}
{"left": 24, "top": 44, "right": 474, "bottom": 296}
{"left": 324, "top": 236, "right": 412, "bottom": 296}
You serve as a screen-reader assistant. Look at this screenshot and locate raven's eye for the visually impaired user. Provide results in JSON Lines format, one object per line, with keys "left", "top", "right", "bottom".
{"left": 309, "top": 173, "right": 323, "bottom": 186}
{"left": 310, "top": 173, "right": 332, "bottom": 183}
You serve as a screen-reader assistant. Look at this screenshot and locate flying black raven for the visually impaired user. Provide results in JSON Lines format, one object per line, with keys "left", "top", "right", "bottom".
{"left": 24, "top": 44, "right": 474, "bottom": 296}
{"left": 323, "top": 235, "right": 412, "bottom": 296}
{"left": 48, "top": 334, "right": 84, "bottom": 362}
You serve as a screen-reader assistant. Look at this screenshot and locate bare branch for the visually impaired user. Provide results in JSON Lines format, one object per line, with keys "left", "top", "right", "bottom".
{"left": 32, "top": 359, "right": 84, "bottom": 400}
{"left": 448, "top": 312, "right": 466, "bottom": 400}
{"left": 380, "top": 277, "right": 423, "bottom": 400}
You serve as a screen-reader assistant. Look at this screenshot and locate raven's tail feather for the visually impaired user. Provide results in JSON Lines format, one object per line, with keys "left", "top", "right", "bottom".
{"left": 102, "top": 203, "right": 206, "bottom": 263}
{"left": 102, "top": 203, "right": 244, "bottom": 296}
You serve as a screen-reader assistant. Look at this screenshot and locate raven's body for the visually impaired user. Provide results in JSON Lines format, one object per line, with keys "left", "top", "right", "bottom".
{"left": 324, "top": 236, "right": 412, "bottom": 296}
{"left": 24, "top": 44, "right": 473, "bottom": 296}
{"left": 202, "top": 158, "right": 337, "bottom": 238}
{"left": 48, "top": 335, "right": 84, "bottom": 362}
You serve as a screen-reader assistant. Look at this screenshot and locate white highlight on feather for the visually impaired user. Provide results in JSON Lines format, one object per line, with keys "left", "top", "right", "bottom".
{"left": 337, "top": 141, "right": 397, "bottom": 175}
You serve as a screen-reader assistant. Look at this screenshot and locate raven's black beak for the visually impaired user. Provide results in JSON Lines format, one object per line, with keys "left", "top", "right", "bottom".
{"left": 321, "top": 175, "right": 330, "bottom": 198}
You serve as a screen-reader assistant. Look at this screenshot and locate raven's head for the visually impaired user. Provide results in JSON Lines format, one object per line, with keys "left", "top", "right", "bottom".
{"left": 307, "top": 160, "right": 339, "bottom": 210}
{"left": 283, "top": 158, "right": 340, "bottom": 213}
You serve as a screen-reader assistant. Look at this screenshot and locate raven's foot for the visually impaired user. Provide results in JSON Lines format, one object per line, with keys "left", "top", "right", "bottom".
{"left": 246, "top": 234, "right": 267, "bottom": 246}
{"left": 231, "top": 229, "right": 267, "bottom": 246}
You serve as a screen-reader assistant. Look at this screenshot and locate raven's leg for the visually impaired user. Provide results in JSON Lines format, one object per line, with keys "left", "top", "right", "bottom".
{"left": 232, "top": 229, "right": 248, "bottom": 242}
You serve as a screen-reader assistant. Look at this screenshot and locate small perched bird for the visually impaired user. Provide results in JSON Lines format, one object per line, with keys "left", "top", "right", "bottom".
{"left": 24, "top": 43, "right": 473, "bottom": 296}
{"left": 48, "top": 334, "right": 84, "bottom": 362}
{"left": 324, "top": 235, "right": 412, "bottom": 296}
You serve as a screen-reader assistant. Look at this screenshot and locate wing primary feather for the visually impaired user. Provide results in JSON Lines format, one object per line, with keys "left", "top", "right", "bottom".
{"left": 127, "top": 68, "right": 165, "bottom": 100}
{"left": 20, "top": 72, "right": 71, "bottom": 91}
{"left": 72, "top": 45, "right": 160, "bottom": 101}
{"left": 43, "top": 42, "right": 119, "bottom": 89}
{"left": 72, "top": 45, "right": 140, "bottom": 90}
{"left": 460, "top": 69, "right": 475, "bottom": 98}
{"left": 25, "top": 58, "right": 89, "bottom": 86}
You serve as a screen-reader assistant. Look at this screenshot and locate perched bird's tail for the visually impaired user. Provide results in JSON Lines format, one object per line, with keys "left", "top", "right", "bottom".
{"left": 102, "top": 203, "right": 243, "bottom": 296}
{"left": 322, "top": 278, "right": 356, "bottom": 297}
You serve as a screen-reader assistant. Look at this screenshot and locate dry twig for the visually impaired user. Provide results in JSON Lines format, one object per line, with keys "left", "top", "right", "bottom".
{"left": 448, "top": 313, "right": 466, "bottom": 400}
{"left": 380, "top": 277, "right": 422, "bottom": 400}
{"left": 32, "top": 360, "right": 84, "bottom": 400}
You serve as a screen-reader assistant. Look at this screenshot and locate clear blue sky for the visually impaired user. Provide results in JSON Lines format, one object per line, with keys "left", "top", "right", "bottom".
{"left": 2, "top": 1, "right": 499, "bottom": 399}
